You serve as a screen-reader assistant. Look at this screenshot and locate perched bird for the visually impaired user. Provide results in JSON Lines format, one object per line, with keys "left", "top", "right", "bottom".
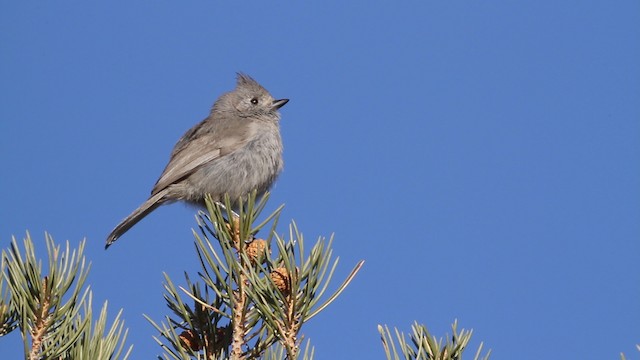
{"left": 106, "top": 73, "right": 288, "bottom": 248}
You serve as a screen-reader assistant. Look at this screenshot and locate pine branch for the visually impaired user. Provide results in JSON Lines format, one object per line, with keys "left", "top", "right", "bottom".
{"left": 378, "top": 320, "right": 490, "bottom": 360}
{"left": 230, "top": 260, "right": 248, "bottom": 360}
{"left": 147, "top": 192, "right": 364, "bottom": 359}
{"left": 0, "top": 255, "right": 18, "bottom": 336}
{"left": 29, "top": 276, "right": 52, "bottom": 359}
{"left": 0, "top": 232, "right": 132, "bottom": 359}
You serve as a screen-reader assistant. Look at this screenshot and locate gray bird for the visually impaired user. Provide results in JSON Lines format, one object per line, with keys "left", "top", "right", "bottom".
{"left": 105, "top": 73, "right": 288, "bottom": 248}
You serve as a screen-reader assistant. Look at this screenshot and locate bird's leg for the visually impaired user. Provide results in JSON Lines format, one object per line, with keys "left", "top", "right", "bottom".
{"left": 212, "top": 202, "right": 255, "bottom": 244}
{"left": 214, "top": 201, "right": 240, "bottom": 219}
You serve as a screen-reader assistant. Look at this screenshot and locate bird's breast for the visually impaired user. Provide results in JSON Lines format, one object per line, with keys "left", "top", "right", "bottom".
{"left": 187, "top": 126, "right": 283, "bottom": 202}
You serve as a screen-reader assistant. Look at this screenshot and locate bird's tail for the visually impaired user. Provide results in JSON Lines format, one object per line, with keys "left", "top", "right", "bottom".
{"left": 105, "top": 190, "right": 167, "bottom": 249}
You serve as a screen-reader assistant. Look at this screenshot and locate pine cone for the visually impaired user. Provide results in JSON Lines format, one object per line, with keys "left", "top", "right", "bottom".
{"left": 270, "top": 267, "right": 291, "bottom": 296}
{"left": 179, "top": 329, "right": 202, "bottom": 351}
{"left": 225, "top": 217, "right": 241, "bottom": 248}
{"left": 246, "top": 239, "right": 268, "bottom": 264}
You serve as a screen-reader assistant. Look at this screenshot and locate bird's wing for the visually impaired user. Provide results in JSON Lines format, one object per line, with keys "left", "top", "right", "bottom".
{"left": 151, "top": 130, "right": 251, "bottom": 196}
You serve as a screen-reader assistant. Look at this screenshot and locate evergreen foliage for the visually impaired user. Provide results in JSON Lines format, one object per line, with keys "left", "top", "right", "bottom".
{"left": 145, "top": 194, "right": 364, "bottom": 359}
{"left": 378, "top": 321, "right": 489, "bottom": 360}
{"left": 0, "top": 233, "right": 131, "bottom": 359}
{"left": 0, "top": 194, "right": 504, "bottom": 359}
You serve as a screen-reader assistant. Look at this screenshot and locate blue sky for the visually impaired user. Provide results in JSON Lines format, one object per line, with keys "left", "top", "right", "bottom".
{"left": 1, "top": 1, "right": 639, "bottom": 359}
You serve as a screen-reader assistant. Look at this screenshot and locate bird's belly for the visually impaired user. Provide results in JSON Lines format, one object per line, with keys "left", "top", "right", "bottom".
{"left": 186, "top": 143, "right": 283, "bottom": 203}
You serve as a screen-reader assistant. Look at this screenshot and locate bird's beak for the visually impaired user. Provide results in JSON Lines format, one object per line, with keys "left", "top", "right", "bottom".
{"left": 272, "top": 98, "right": 289, "bottom": 110}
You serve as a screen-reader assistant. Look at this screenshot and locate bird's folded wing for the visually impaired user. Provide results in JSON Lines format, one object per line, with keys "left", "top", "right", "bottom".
{"left": 151, "top": 137, "right": 221, "bottom": 195}
{"left": 150, "top": 132, "right": 246, "bottom": 196}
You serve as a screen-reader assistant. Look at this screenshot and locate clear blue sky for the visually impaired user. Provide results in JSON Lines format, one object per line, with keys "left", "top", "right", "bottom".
{"left": 1, "top": 2, "right": 639, "bottom": 359}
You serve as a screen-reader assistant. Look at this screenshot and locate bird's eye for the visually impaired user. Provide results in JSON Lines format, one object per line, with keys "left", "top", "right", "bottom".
{"left": 250, "top": 98, "right": 259, "bottom": 105}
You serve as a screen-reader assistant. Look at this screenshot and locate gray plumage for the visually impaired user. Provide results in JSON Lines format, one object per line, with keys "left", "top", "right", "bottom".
{"left": 105, "top": 73, "right": 288, "bottom": 248}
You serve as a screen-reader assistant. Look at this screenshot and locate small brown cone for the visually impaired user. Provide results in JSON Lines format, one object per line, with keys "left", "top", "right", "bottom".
{"left": 179, "top": 329, "right": 202, "bottom": 351}
{"left": 225, "top": 217, "right": 241, "bottom": 248}
{"left": 270, "top": 267, "right": 291, "bottom": 296}
{"left": 246, "top": 239, "right": 268, "bottom": 264}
